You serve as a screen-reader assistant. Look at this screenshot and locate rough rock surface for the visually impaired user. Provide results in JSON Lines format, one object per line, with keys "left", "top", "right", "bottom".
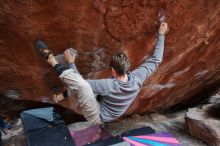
{"left": 0, "top": 0, "right": 220, "bottom": 116}
{"left": 185, "top": 103, "right": 220, "bottom": 146}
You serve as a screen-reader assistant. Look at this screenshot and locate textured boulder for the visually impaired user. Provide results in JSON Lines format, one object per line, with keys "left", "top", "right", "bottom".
{"left": 185, "top": 104, "right": 220, "bottom": 146}
{"left": 0, "top": 0, "right": 220, "bottom": 116}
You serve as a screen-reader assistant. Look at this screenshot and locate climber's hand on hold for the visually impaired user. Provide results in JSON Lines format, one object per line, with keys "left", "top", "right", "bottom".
{"left": 64, "top": 49, "right": 75, "bottom": 64}
{"left": 159, "top": 22, "right": 168, "bottom": 35}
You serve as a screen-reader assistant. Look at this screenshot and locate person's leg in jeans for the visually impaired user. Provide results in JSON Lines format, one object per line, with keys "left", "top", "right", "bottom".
{"left": 0, "top": 132, "right": 2, "bottom": 146}
{"left": 0, "top": 116, "right": 9, "bottom": 134}
{"left": 0, "top": 117, "right": 3, "bottom": 146}
{"left": 0, "top": 117, "right": 5, "bottom": 130}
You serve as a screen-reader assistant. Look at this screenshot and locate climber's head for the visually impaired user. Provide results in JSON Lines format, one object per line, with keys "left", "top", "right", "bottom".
{"left": 109, "top": 52, "right": 130, "bottom": 77}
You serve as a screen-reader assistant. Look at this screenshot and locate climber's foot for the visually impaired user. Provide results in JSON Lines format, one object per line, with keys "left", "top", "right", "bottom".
{"left": 35, "top": 40, "right": 57, "bottom": 66}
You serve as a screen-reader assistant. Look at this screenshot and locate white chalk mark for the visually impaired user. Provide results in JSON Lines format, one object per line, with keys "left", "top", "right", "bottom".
{"left": 173, "top": 67, "right": 190, "bottom": 77}
{"left": 149, "top": 83, "right": 176, "bottom": 90}
{"left": 4, "top": 90, "right": 20, "bottom": 99}
{"left": 194, "top": 70, "right": 208, "bottom": 79}
{"left": 40, "top": 96, "right": 50, "bottom": 103}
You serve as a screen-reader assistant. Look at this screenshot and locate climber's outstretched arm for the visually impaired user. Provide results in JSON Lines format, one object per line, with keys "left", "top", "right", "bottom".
{"left": 131, "top": 22, "right": 168, "bottom": 82}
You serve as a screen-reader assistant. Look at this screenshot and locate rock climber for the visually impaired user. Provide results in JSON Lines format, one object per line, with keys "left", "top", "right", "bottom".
{"left": 36, "top": 22, "right": 168, "bottom": 125}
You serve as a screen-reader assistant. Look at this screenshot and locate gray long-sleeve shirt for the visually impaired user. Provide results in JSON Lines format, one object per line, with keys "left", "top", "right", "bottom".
{"left": 87, "top": 34, "right": 165, "bottom": 122}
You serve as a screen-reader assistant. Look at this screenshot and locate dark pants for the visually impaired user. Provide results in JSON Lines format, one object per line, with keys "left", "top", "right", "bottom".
{"left": 54, "top": 64, "right": 68, "bottom": 76}
{"left": 0, "top": 117, "right": 5, "bottom": 130}
{"left": 0, "top": 117, "right": 4, "bottom": 146}
{"left": 54, "top": 64, "right": 68, "bottom": 97}
{"left": 0, "top": 132, "right": 2, "bottom": 146}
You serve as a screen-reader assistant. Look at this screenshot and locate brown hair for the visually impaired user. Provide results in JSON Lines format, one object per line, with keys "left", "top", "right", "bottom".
{"left": 109, "top": 52, "right": 130, "bottom": 76}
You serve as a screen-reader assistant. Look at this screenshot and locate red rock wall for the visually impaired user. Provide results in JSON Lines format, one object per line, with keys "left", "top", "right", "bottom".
{"left": 0, "top": 0, "right": 220, "bottom": 115}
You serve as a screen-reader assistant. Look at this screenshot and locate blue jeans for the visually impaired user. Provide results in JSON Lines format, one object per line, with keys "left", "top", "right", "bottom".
{"left": 0, "top": 117, "right": 4, "bottom": 146}
{"left": 0, "top": 117, "right": 5, "bottom": 130}
{"left": 0, "top": 132, "right": 2, "bottom": 146}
